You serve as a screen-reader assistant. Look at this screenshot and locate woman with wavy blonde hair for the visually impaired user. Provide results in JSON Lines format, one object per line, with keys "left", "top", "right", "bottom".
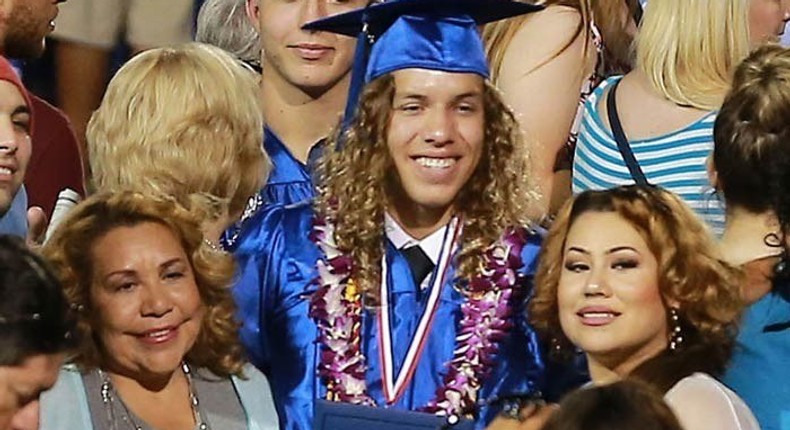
{"left": 87, "top": 42, "right": 268, "bottom": 244}
{"left": 529, "top": 185, "right": 756, "bottom": 430}
{"left": 483, "top": 0, "right": 640, "bottom": 215}
{"left": 230, "top": 1, "right": 558, "bottom": 428}
{"left": 572, "top": 0, "right": 790, "bottom": 236}
{"left": 39, "top": 191, "right": 278, "bottom": 429}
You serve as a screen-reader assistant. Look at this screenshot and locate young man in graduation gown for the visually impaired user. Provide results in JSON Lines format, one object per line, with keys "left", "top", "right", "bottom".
{"left": 242, "top": 0, "right": 368, "bottom": 208}
{"left": 232, "top": 1, "right": 549, "bottom": 428}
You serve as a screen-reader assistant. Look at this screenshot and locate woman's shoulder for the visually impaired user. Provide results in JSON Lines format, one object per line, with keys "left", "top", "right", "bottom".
{"left": 585, "top": 75, "right": 623, "bottom": 111}
{"left": 520, "top": 4, "right": 584, "bottom": 32}
{"left": 500, "top": 4, "right": 588, "bottom": 75}
{"left": 40, "top": 365, "right": 93, "bottom": 429}
{"left": 665, "top": 373, "right": 759, "bottom": 430}
{"left": 232, "top": 364, "right": 280, "bottom": 430}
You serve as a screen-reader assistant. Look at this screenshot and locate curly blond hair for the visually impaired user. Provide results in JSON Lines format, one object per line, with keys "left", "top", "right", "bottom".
{"left": 42, "top": 191, "right": 245, "bottom": 377}
{"left": 530, "top": 186, "right": 743, "bottom": 383}
{"left": 316, "top": 74, "right": 535, "bottom": 303}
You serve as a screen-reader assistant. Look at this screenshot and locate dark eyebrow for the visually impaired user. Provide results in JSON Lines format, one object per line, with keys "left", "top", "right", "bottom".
{"left": 393, "top": 93, "right": 427, "bottom": 101}
{"left": 453, "top": 92, "right": 483, "bottom": 101}
{"left": 566, "top": 246, "right": 589, "bottom": 255}
{"left": 566, "top": 246, "right": 638, "bottom": 255}
{"left": 606, "top": 246, "right": 638, "bottom": 255}
{"left": 12, "top": 106, "right": 30, "bottom": 117}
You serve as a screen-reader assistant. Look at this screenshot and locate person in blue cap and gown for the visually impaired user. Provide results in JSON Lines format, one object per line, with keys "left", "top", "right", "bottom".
{"left": 231, "top": 1, "right": 558, "bottom": 429}
{"left": 222, "top": 0, "right": 368, "bottom": 249}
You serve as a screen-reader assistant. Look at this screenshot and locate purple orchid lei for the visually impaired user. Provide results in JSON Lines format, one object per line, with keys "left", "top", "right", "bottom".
{"left": 308, "top": 215, "right": 529, "bottom": 417}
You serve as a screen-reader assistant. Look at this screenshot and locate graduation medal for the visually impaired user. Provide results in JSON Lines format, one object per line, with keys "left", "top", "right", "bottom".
{"left": 309, "top": 215, "right": 531, "bottom": 418}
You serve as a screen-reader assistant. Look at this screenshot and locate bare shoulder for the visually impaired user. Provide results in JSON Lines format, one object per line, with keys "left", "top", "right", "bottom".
{"left": 510, "top": 5, "right": 584, "bottom": 54}
{"left": 499, "top": 4, "right": 589, "bottom": 81}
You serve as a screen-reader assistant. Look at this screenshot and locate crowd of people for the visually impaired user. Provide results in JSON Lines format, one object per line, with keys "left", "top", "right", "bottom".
{"left": 0, "top": 0, "right": 789, "bottom": 429}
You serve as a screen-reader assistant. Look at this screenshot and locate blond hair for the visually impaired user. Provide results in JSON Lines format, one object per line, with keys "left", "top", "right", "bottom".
{"left": 316, "top": 75, "right": 535, "bottom": 303}
{"left": 42, "top": 191, "right": 245, "bottom": 376}
{"left": 636, "top": 0, "right": 750, "bottom": 110}
{"left": 87, "top": 43, "right": 268, "bottom": 218}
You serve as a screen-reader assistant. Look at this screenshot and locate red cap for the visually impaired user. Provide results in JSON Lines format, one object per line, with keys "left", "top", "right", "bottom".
{"left": 0, "top": 55, "right": 33, "bottom": 130}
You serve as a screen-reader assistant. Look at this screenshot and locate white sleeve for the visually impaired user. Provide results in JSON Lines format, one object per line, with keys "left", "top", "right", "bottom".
{"left": 664, "top": 373, "right": 761, "bottom": 430}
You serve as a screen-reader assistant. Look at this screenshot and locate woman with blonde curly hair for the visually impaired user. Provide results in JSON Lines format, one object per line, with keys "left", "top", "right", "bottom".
{"left": 573, "top": 0, "right": 790, "bottom": 236}
{"left": 39, "top": 191, "right": 278, "bottom": 429}
{"left": 230, "top": 1, "right": 560, "bottom": 428}
{"left": 529, "top": 185, "right": 756, "bottom": 430}
{"left": 483, "top": 0, "right": 639, "bottom": 214}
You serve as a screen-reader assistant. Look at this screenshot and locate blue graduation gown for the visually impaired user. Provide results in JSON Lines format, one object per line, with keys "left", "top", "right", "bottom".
{"left": 223, "top": 127, "right": 320, "bottom": 249}
{"left": 232, "top": 202, "right": 546, "bottom": 430}
{"left": 260, "top": 127, "right": 317, "bottom": 206}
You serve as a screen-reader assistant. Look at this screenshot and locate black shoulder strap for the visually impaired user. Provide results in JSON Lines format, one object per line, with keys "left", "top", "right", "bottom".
{"left": 607, "top": 79, "right": 649, "bottom": 185}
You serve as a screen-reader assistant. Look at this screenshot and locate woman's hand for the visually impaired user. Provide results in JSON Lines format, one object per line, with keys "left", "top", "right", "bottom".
{"left": 486, "top": 403, "right": 558, "bottom": 430}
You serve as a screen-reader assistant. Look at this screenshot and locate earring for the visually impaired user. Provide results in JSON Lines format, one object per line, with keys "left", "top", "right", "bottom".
{"left": 549, "top": 337, "right": 564, "bottom": 360}
{"left": 669, "top": 307, "right": 683, "bottom": 351}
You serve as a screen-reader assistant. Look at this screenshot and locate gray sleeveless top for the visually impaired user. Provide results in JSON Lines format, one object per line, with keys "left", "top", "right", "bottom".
{"left": 82, "top": 368, "right": 247, "bottom": 430}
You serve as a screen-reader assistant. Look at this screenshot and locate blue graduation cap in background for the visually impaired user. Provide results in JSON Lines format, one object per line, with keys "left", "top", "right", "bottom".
{"left": 303, "top": 0, "right": 543, "bottom": 126}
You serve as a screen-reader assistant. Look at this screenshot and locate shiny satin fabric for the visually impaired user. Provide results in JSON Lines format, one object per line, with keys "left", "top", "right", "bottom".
{"left": 232, "top": 202, "right": 546, "bottom": 430}
{"left": 260, "top": 127, "right": 316, "bottom": 206}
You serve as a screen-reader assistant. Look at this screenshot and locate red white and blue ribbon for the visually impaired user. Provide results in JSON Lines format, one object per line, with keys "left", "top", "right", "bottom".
{"left": 378, "top": 216, "right": 463, "bottom": 404}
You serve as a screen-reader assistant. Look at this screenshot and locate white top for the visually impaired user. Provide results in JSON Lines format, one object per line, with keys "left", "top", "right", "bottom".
{"left": 384, "top": 213, "right": 450, "bottom": 291}
{"left": 384, "top": 212, "right": 447, "bottom": 265}
{"left": 664, "top": 373, "right": 761, "bottom": 430}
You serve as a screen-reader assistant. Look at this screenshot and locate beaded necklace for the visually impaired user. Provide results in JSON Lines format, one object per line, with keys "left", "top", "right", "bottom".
{"left": 98, "top": 363, "right": 209, "bottom": 430}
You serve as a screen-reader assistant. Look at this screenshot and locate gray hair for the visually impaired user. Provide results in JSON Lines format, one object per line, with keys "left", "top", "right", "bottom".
{"left": 195, "top": 0, "right": 261, "bottom": 64}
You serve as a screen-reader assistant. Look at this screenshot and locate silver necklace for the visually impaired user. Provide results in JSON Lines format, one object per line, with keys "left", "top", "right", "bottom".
{"left": 98, "top": 363, "right": 209, "bottom": 430}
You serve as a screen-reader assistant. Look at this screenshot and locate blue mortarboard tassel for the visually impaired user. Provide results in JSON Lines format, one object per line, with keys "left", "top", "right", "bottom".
{"left": 342, "top": 12, "right": 373, "bottom": 130}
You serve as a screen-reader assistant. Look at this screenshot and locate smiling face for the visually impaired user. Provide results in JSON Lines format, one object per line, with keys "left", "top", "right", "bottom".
{"left": 0, "top": 80, "right": 31, "bottom": 217}
{"left": 89, "top": 222, "right": 204, "bottom": 380}
{"left": 252, "top": 0, "right": 365, "bottom": 96}
{"left": 0, "top": 0, "right": 64, "bottom": 59}
{"left": 557, "top": 211, "right": 670, "bottom": 377}
{"left": 385, "top": 69, "right": 485, "bottom": 227}
{"left": 748, "top": 0, "right": 790, "bottom": 46}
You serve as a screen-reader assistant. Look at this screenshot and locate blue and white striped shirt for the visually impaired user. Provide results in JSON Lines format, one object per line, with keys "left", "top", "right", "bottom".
{"left": 572, "top": 76, "right": 725, "bottom": 235}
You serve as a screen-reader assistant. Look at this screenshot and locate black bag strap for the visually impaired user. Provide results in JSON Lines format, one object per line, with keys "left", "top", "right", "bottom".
{"left": 607, "top": 78, "right": 649, "bottom": 185}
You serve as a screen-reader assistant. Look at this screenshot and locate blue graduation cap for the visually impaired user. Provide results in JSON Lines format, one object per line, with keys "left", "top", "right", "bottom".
{"left": 303, "top": 0, "right": 543, "bottom": 126}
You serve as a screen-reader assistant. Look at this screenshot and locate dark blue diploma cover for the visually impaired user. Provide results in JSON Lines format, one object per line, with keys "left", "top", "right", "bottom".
{"left": 314, "top": 400, "right": 475, "bottom": 430}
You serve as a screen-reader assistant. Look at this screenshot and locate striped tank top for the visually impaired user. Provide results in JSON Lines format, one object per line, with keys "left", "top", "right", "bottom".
{"left": 572, "top": 76, "right": 726, "bottom": 235}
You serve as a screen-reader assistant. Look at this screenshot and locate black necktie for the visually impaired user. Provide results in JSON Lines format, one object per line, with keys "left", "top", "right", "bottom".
{"left": 401, "top": 245, "right": 435, "bottom": 287}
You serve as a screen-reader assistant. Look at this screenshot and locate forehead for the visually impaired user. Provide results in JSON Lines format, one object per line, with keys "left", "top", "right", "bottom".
{"left": 391, "top": 69, "right": 484, "bottom": 96}
{"left": 0, "top": 81, "right": 27, "bottom": 111}
{"left": 0, "top": 353, "right": 63, "bottom": 393}
{"left": 565, "top": 211, "right": 650, "bottom": 251}
{"left": 90, "top": 222, "right": 186, "bottom": 264}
